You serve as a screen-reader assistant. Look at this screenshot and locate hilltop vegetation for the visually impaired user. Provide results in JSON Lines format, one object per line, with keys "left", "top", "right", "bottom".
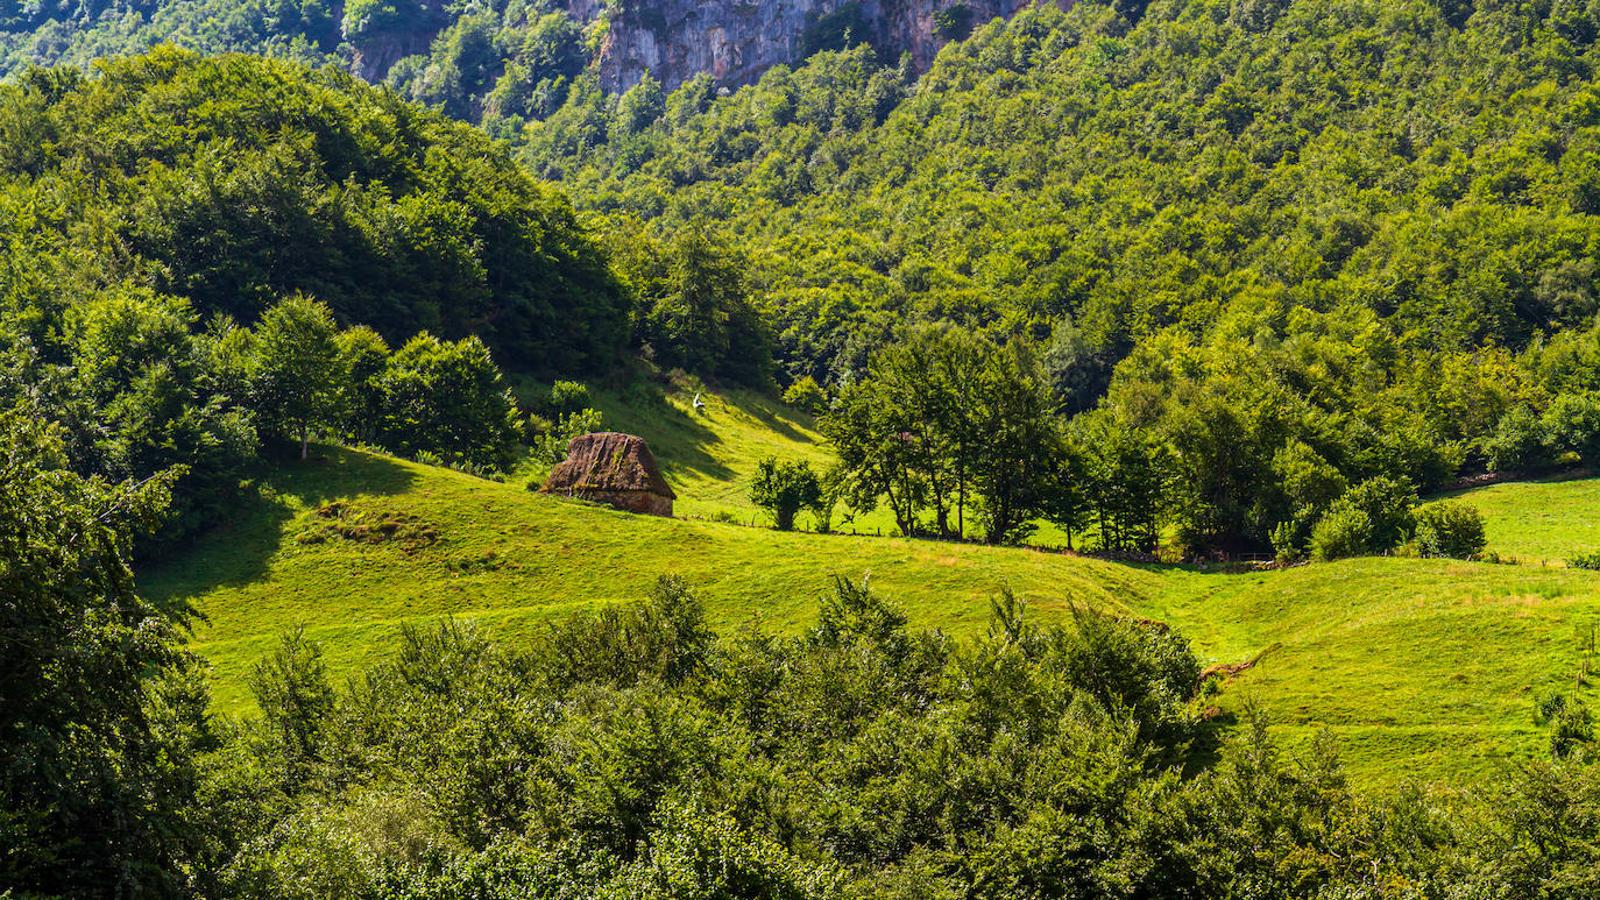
{"left": 0, "top": 49, "right": 635, "bottom": 552}
{"left": 0, "top": 48, "right": 625, "bottom": 371}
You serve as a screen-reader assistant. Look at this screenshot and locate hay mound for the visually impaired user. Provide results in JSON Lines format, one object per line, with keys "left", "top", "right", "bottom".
{"left": 540, "top": 432, "right": 675, "bottom": 517}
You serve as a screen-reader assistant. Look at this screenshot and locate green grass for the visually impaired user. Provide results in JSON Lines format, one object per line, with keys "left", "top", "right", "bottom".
{"left": 588, "top": 382, "right": 833, "bottom": 524}
{"left": 1429, "top": 473, "right": 1600, "bottom": 565}
{"left": 146, "top": 446, "right": 1150, "bottom": 712}
{"left": 143, "top": 441, "right": 1600, "bottom": 791}
{"left": 139, "top": 392, "right": 1600, "bottom": 791}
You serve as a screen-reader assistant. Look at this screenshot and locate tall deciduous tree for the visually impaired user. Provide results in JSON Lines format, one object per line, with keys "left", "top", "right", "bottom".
{"left": 250, "top": 294, "right": 341, "bottom": 460}
{"left": 749, "top": 456, "right": 822, "bottom": 530}
{"left": 376, "top": 332, "right": 522, "bottom": 470}
{"left": 974, "top": 342, "right": 1065, "bottom": 544}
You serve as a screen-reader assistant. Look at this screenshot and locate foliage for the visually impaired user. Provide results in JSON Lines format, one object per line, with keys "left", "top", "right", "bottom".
{"left": 103, "top": 568, "right": 1600, "bottom": 895}
{"left": 749, "top": 455, "right": 822, "bottom": 530}
{"left": 1340, "top": 477, "right": 1419, "bottom": 553}
{"left": 781, "top": 374, "right": 827, "bottom": 414}
{"left": 1414, "top": 501, "right": 1488, "bottom": 560}
{"left": 823, "top": 325, "right": 1061, "bottom": 542}
{"left": 520, "top": 0, "right": 1600, "bottom": 553}
{"left": 1573, "top": 550, "right": 1600, "bottom": 571}
{"left": 249, "top": 295, "right": 340, "bottom": 459}
{"left": 1309, "top": 504, "right": 1372, "bottom": 562}
{"left": 546, "top": 380, "right": 594, "bottom": 420}
{"left": 376, "top": 333, "right": 523, "bottom": 470}
{"left": 0, "top": 49, "right": 627, "bottom": 373}
{"left": 0, "top": 408, "right": 211, "bottom": 895}
{"left": 605, "top": 219, "right": 774, "bottom": 385}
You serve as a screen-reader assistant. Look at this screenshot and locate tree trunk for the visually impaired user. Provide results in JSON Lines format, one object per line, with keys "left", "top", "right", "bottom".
{"left": 300, "top": 427, "right": 310, "bottom": 460}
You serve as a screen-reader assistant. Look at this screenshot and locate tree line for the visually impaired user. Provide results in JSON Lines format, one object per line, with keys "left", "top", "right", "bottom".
{"left": 4, "top": 282, "right": 523, "bottom": 550}
{"left": 750, "top": 322, "right": 1491, "bottom": 562}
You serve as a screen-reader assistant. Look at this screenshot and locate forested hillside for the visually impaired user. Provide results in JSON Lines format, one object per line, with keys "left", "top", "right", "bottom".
{"left": 0, "top": 48, "right": 625, "bottom": 367}
{"left": 0, "top": 49, "right": 628, "bottom": 548}
{"left": 526, "top": 0, "right": 1600, "bottom": 553}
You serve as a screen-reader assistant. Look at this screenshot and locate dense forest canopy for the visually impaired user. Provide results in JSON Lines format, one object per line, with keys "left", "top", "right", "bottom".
{"left": 0, "top": 47, "right": 626, "bottom": 371}
{"left": 528, "top": 0, "right": 1600, "bottom": 379}
{"left": 0, "top": 49, "right": 624, "bottom": 550}
{"left": 517, "top": 0, "right": 1600, "bottom": 552}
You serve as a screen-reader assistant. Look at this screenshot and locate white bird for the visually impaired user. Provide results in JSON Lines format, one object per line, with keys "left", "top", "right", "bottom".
{"left": 692, "top": 392, "right": 706, "bottom": 413}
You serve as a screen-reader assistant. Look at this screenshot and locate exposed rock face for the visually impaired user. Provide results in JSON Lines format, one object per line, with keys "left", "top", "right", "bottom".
{"left": 576, "top": 0, "right": 1071, "bottom": 93}
{"left": 541, "top": 432, "right": 676, "bottom": 517}
{"left": 350, "top": 29, "right": 438, "bottom": 81}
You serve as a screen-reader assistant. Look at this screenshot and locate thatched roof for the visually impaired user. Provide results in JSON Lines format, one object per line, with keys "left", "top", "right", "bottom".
{"left": 541, "top": 432, "right": 675, "bottom": 498}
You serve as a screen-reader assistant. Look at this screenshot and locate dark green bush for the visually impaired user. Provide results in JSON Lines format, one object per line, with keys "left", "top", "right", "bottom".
{"left": 1309, "top": 504, "right": 1372, "bottom": 562}
{"left": 1413, "top": 501, "right": 1487, "bottom": 560}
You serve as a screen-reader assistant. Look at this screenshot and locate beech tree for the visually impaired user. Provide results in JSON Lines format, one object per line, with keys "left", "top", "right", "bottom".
{"left": 376, "top": 333, "right": 522, "bottom": 469}
{"left": 250, "top": 294, "right": 340, "bottom": 460}
{"left": 749, "top": 456, "right": 822, "bottom": 530}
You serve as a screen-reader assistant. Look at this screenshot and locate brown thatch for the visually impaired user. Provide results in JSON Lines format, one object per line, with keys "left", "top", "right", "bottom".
{"left": 540, "top": 432, "right": 675, "bottom": 516}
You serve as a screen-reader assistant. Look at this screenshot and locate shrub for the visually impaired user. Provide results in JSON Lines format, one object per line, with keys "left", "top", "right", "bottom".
{"left": 1482, "top": 406, "right": 1555, "bottom": 473}
{"left": 376, "top": 334, "right": 522, "bottom": 471}
{"left": 1552, "top": 699, "right": 1596, "bottom": 759}
{"left": 1269, "top": 519, "right": 1306, "bottom": 563}
{"left": 1413, "top": 501, "right": 1487, "bottom": 559}
{"left": 546, "top": 380, "right": 592, "bottom": 420}
{"left": 1341, "top": 477, "right": 1417, "bottom": 551}
{"left": 1571, "top": 550, "right": 1600, "bottom": 570}
{"left": 782, "top": 375, "right": 827, "bottom": 414}
{"left": 1309, "top": 504, "right": 1372, "bottom": 562}
{"left": 536, "top": 407, "right": 604, "bottom": 464}
{"left": 1542, "top": 391, "right": 1600, "bottom": 463}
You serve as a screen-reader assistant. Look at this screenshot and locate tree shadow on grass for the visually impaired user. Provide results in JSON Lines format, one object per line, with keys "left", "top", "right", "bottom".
{"left": 139, "top": 445, "right": 417, "bottom": 614}
{"left": 596, "top": 383, "right": 736, "bottom": 485}
{"left": 733, "top": 389, "right": 817, "bottom": 445}
{"left": 1183, "top": 707, "right": 1241, "bottom": 777}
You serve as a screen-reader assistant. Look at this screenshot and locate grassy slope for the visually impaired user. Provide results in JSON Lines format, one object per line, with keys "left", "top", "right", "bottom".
{"left": 148, "top": 447, "right": 1151, "bottom": 712}
{"left": 589, "top": 383, "right": 835, "bottom": 524}
{"left": 145, "top": 418, "right": 1600, "bottom": 789}
{"left": 1428, "top": 473, "right": 1600, "bottom": 565}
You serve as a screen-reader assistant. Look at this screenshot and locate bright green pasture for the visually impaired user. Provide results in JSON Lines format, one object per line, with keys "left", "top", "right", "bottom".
{"left": 1430, "top": 474, "right": 1600, "bottom": 565}
{"left": 145, "top": 442, "right": 1600, "bottom": 790}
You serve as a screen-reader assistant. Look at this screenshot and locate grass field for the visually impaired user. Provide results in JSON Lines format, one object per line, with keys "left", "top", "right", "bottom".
{"left": 143, "top": 418, "right": 1600, "bottom": 790}
{"left": 1430, "top": 472, "right": 1600, "bottom": 565}
{"left": 146, "top": 447, "right": 1151, "bottom": 712}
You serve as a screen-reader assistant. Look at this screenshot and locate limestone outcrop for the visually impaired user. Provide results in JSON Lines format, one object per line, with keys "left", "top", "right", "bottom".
{"left": 577, "top": 0, "right": 1070, "bottom": 92}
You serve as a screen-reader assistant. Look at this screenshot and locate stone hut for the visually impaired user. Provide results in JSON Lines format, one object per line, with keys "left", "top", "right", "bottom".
{"left": 541, "top": 432, "right": 675, "bottom": 517}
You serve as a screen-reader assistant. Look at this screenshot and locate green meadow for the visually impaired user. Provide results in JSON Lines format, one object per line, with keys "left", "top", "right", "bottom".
{"left": 141, "top": 391, "right": 1600, "bottom": 790}
{"left": 1430, "top": 474, "right": 1600, "bottom": 566}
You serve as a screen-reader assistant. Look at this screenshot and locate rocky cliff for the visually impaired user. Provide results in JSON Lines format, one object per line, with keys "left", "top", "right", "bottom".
{"left": 574, "top": 0, "right": 1070, "bottom": 93}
